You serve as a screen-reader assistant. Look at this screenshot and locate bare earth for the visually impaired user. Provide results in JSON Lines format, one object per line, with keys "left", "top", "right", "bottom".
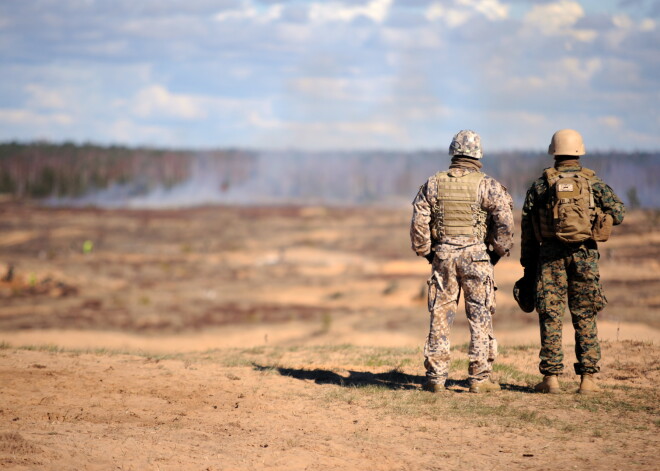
{"left": 0, "top": 203, "right": 659, "bottom": 470}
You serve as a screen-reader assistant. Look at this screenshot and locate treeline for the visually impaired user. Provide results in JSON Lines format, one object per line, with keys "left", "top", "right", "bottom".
{"left": 0, "top": 142, "right": 255, "bottom": 199}
{"left": 0, "top": 142, "right": 657, "bottom": 207}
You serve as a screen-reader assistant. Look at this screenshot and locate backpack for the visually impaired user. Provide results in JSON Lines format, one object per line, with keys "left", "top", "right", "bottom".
{"left": 543, "top": 167, "right": 596, "bottom": 243}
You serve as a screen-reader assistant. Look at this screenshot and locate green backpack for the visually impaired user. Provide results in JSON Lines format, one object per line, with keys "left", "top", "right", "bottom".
{"left": 543, "top": 167, "right": 596, "bottom": 243}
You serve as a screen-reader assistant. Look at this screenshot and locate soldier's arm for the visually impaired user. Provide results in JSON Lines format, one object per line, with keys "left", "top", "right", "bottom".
{"left": 593, "top": 179, "right": 625, "bottom": 225}
{"left": 520, "top": 185, "right": 540, "bottom": 268}
{"left": 481, "top": 177, "right": 514, "bottom": 257}
{"left": 410, "top": 181, "right": 433, "bottom": 257}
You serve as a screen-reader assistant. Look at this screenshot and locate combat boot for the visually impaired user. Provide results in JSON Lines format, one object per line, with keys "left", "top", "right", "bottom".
{"left": 469, "top": 379, "right": 501, "bottom": 393}
{"left": 422, "top": 382, "right": 446, "bottom": 393}
{"left": 578, "top": 374, "right": 601, "bottom": 394}
{"left": 534, "top": 375, "right": 561, "bottom": 394}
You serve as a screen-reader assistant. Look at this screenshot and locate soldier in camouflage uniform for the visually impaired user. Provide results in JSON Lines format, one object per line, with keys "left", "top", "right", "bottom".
{"left": 410, "top": 130, "right": 514, "bottom": 393}
{"left": 521, "top": 129, "right": 625, "bottom": 394}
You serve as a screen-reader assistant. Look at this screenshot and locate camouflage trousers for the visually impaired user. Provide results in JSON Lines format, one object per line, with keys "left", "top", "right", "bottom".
{"left": 535, "top": 244, "right": 606, "bottom": 375}
{"left": 424, "top": 248, "right": 497, "bottom": 386}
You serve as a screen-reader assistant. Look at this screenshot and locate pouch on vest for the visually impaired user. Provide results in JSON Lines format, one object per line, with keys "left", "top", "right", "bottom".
{"left": 545, "top": 168, "right": 595, "bottom": 243}
{"left": 592, "top": 208, "right": 613, "bottom": 242}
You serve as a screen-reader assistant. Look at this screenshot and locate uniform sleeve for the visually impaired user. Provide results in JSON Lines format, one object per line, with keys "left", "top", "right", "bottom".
{"left": 410, "top": 181, "right": 433, "bottom": 256}
{"left": 593, "top": 179, "right": 626, "bottom": 226}
{"left": 520, "top": 184, "right": 540, "bottom": 268}
{"left": 481, "top": 177, "right": 514, "bottom": 257}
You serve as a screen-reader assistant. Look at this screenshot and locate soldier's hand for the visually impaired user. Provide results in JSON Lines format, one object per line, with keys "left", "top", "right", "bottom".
{"left": 424, "top": 253, "right": 434, "bottom": 264}
{"left": 487, "top": 249, "right": 501, "bottom": 266}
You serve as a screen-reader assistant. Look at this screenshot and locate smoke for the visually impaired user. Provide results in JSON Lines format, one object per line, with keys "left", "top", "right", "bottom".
{"left": 45, "top": 150, "right": 660, "bottom": 209}
{"left": 46, "top": 151, "right": 440, "bottom": 209}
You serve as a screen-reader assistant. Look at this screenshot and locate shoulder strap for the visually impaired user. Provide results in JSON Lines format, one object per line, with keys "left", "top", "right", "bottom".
{"left": 579, "top": 167, "right": 596, "bottom": 179}
{"left": 543, "top": 167, "right": 560, "bottom": 185}
{"left": 429, "top": 171, "right": 448, "bottom": 205}
{"left": 579, "top": 167, "right": 596, "bottom": 209}
{"left": 462, "top": 170, "right": 485, "bottom": 181}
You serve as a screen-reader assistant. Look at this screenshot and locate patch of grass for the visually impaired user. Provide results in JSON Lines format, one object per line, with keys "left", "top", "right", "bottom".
{"left": 449, "top": 358, "right": 469, "bottom": 371}
{"left": 0, "top": 341, "right": 11, "bottom": 349}
{"left": 0, "top": 431, "right": 40, "bottom": 454}
{"left": 360, "top": 352, "right": 408, "bottom": 368}
{"left": 498, "top": 344, "right": 538, "bottom": 354}
{"left": 453, "top": 342, "right": 470, "bottom": 353}
{"left": 20, "top": 344, "right": 66, "bottom": 353}
{"left": 493, "top": 363, "right": 538, "bottom": 384}
{"left": 219, "top": 352, "right": 259, "bottom": 368}
{"left": 320, "top": 312, "right": 332, "bottom": 334}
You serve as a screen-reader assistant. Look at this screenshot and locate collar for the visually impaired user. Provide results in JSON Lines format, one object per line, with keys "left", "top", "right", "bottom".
{"left": 554, "top": 157, "right": 581, "bottom": 170}
{"left": 449, "top": 156, "right": 482, "bottom": 171}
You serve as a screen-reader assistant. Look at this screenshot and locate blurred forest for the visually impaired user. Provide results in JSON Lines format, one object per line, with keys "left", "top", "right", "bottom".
{"left": 0, "top": 142, "right": 656, "bottom": 208}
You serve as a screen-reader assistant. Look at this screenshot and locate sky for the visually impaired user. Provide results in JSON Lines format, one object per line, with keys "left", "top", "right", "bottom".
{"left": 0, "top": 0, "right": 658, "bottom": 151}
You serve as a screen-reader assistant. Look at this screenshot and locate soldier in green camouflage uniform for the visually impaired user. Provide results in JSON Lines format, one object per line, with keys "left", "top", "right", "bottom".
{"left": 411, "top": 130, "right": 514, "bottom": 393}
{"left": 521, "top": 129, "right": 625, "bottom": 394}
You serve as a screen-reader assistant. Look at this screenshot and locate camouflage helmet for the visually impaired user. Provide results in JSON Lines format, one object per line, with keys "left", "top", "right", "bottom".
{"left": 548, "top": 129, "right": 585, "bottom": 156}
{"left": 449, "top": 130, "right": 483, "bottom": 159}
{"left": 513, "top": 277, "right": 535, "bottom": 313}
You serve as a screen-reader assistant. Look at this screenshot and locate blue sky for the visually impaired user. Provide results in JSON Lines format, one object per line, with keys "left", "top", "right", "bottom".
{"left": 0, "top": 0, "right": 658, "bottom": 151}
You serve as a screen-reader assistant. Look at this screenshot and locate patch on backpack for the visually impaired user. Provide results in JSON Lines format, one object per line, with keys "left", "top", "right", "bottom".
{"left": 558, "top": 183, "right": 574, "bottom": 192}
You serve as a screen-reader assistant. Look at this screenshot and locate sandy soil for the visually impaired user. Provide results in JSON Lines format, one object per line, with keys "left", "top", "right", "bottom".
{"left": 0, "top": 203, "right": 659, "bottom": 470}
{"left": 2, "top": 340, "right": 658, "bottom": 471}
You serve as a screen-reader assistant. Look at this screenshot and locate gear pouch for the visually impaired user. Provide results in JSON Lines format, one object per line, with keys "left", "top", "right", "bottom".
{"left": 592, "top": 210, "right": 613, "bottom": 242}
{"left": 471, "top": 251, "right": 490, "bottom": 263}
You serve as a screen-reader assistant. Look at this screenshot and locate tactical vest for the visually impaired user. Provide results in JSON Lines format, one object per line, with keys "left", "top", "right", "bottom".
{"left": 430, "top": 170, "right": 487, "bottom": 243}
{"left": 534, "top": 167, "right": 596, "bottom": 243}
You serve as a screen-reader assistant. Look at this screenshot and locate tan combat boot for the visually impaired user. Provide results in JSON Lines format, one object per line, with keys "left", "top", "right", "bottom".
{"left": 423, "top": 382, "right": 446, "bottom": 393}
{"left": 534, "top": 375, "right": 561, "bottom": 394}
{"left": 469, "top": 379, "right": 501, "bottom": 393}
{"left": 578, "top": 374, "right": 601, "bottom": 394}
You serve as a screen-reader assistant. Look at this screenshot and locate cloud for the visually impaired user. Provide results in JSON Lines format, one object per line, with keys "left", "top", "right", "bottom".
{"left": 309, "top": 0, "right": 393, "bottom": 23}
{"left": 214, "top": 1, "right": 283, "bottom": 22}
{"left": 129, "top": 84, "right": 273, "bottom": 128}
{"left": 425, "top": 0, "right": 508, "bottom": 27}
{"left": 109, "top": 119, "right": 176, "bottom": 145}
{"left": 289, "top": 76, "right": 394, "bottom": 103}
{"left": 524, "top": 0, "right": 597, "bottom": 41}
{"left": 639, "top": 18, "right": 656, "bottom": 30}
{"left": 0, "top": 109, "right": 73, "bottom": 126}
{"left": 598, "top": 115, "right": 623, "bottom": 129}
{"left": 248, "top": 112, "right": 408, "bottom": 149}
{"left": 456, "top": 0, "right": 509, "bottom": 21}
{"left": 425, "top": 4, "right": 471, "bottom": 27}
{"left": 0, "top": 0, "right": 658, "bottom": 150}
{"left": 133, "top": 85, "right": 207, "bottom": 120}
{"left": 25, "top": 84, "right": 67, "bottom": 110}
{"left": 612, "top": 13, "right": 657, "bottom": 31}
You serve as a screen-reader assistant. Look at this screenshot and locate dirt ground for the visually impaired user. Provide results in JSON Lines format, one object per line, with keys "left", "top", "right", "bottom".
{"left": 0, "top": 202, "right": 659, "bottom": 470}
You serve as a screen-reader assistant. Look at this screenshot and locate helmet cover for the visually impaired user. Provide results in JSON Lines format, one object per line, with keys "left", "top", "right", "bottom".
{"left": 449, "top": 130, "right": 483, "bottom": 159}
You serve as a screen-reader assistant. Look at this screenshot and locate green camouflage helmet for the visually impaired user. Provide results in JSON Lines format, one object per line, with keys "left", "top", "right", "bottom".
{"left": 513, "top": 277, "right": 535, "bottom": 313}
{"left": 449, "top": 129, "right": 483, "bottom": 159}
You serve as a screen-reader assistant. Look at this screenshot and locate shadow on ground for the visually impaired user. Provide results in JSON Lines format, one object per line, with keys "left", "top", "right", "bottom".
{"left": 253, "top": 364, "right": 535, "bottom": 393}
{"left": 253, "top": 364, "right": 424, "bottom": 390}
